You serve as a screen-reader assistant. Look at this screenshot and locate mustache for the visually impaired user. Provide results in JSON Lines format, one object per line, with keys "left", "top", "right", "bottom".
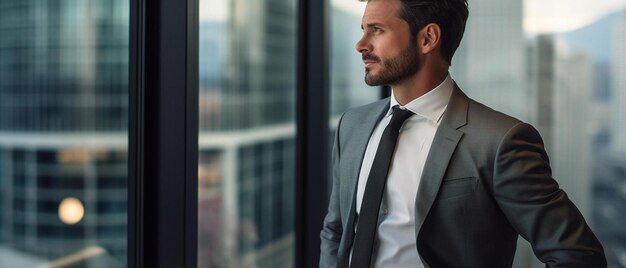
{"left": 362, "top": 53, "right": 380, "bottom": 62}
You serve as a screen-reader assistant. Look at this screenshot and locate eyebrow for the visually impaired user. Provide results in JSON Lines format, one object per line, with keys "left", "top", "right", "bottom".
{"left": 361, "top": 22, "right": 384, "bottom": 30}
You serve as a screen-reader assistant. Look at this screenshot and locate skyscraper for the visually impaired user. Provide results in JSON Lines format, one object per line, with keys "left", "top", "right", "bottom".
{"left": 0, "top": 0, "right": 129, "bottom": 266}
{"left": 530, "top": 35, "right": 595, "bottom": 214}
{"left": 197, "top": 0, "right": 297, "bottom": 267}
{"left": 553, "top": 48, "right": 594, "bottom": 213}
{"left": 450, "top": 0, "right": 529, "bottom": 121}
{"left": 611, "top": 18, "right": 626, "bottom": 154}
{"left": 529, "top": 35, "right": 556, "bottom": 153}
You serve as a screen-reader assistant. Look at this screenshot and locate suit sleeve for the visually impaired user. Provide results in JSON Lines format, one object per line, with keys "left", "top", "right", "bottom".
{"left": 320, "top": 114, "right": 345, "bottom": 268}
{"left": 492, "top": 122, "right": 607, "bottom": 268}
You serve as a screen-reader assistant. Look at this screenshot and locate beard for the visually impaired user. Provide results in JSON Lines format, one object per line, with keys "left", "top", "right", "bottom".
{"left": 362, "top": 43, "right": 420, "bottom": 86}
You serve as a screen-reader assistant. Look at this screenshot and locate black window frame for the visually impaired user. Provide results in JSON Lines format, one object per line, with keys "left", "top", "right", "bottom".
{"left": 296, "top": 0, "right": 330, "bottom": 267}
{"left": 128, "top": 0, "right": 199, "bottom": 267}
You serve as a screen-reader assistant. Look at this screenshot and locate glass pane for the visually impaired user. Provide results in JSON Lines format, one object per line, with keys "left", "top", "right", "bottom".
{"left": 198, "top": 0, "right": 296, "bottom": 267}
{"left": 0, "top": 0, "right": 129, "bottom": 267}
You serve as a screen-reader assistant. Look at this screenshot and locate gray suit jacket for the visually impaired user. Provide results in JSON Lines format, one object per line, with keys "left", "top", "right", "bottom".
{"left": 320, "top": 85, "right": 606, "bottom": 268}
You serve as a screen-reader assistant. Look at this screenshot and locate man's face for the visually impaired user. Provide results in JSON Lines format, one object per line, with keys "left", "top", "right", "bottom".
{"left": 356, "top": 0, "right": 420, "bottom": 86}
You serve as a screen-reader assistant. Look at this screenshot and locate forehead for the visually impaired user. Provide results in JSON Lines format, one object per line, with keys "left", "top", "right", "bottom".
{"left": 362, "top": 0, "right": 403, "bottom": 25}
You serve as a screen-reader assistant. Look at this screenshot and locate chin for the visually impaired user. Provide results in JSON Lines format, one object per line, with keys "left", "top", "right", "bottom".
{"left": 365, "top": 68, "right": 378, "bottom": 78}
{"left": 364, "top": 77, "right": 381, "bottom": 87}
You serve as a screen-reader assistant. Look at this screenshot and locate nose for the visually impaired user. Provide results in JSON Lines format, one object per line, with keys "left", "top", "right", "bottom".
{"left": 355, "top": 34, "right": 371, "bottom": 54}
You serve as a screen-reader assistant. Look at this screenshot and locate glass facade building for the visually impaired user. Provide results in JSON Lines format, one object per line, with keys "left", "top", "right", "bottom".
{"left": 0, "top": 0, "right": 129, "bottom": 266}
{"left": 0, "top": 0, "right": 129, "bottom": 132}
{"left": 198, "top": 0, "right": 297, "bottom": 267}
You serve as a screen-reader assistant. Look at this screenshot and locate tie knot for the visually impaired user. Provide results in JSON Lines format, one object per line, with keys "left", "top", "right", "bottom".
{"left": 390, "top": 106, "right": 414, "bottom": 129}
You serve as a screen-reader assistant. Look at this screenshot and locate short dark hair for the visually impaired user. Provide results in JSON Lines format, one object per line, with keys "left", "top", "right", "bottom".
{"left": 361, "top": 0, "right": 469, "bottom": 65}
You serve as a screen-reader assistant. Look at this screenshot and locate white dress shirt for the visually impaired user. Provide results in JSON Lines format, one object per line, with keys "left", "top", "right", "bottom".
{"left": 354, "top": 74, "right": 454, "bottom": 267}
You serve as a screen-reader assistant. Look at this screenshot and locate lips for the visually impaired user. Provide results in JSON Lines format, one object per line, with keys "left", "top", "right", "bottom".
{"left": 363, "top": 60, "right": 379, "bottom": 67}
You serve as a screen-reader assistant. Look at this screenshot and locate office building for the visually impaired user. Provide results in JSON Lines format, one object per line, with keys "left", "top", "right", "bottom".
{"left": 450, "top": 0, "right": 529, "bottom": 121}
{"left": 553, "top": 49, "right": 594, "bottom": 213}
{"left": 197, "top": 0, "right": 297, "bottom": 267}
{"left": 530, "top": 35, "right": 595, "bottom": 213}
{"left": 529, "top": 35, "right": 556, "bottom": 153}
{"left": 0, "top": 0, "right": 129, "bottom": 266}
{"left": 612, "top": 19, "right": 626, "bottom": 154}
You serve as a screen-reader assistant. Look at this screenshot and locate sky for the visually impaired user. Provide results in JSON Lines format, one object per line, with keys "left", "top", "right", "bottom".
{"left": 200, "top": 0, "right": 626, "bottom": 34}
{"left": 524, "top": 0, "right": 626, "bottom": 33}
{"left": 328, "top": 0, "right": 626, "bottom": 34}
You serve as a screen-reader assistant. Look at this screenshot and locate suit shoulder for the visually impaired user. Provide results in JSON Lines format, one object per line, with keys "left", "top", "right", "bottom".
{"left": 340, "top": 97, "right": 389, "bottom": 124}
{"left": 343, "top": 98, "right": 389, "bottom": 115}
{"left": 465, "top": 98, "right": 531, "bottom": 137}
{"left": 461, "top": 97, "right": 546, "bottom": 164}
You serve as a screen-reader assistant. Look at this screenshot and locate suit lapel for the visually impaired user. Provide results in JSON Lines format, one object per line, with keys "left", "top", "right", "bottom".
{"left": 415, "top": 84, "right": 469, "bottom": 237}
{"left": 345, "top": 101, "right": 390, "bottom": 202}
{"left": 342, "top": 99, "right": 390, "bottom": 244}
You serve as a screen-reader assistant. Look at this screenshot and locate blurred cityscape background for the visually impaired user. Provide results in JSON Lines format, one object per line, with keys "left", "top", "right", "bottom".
{"left": 0, "top": 0, "right": 129, "bottom": 267}
{"left": 0, "top": 0, "right": 625, "bottom": 267}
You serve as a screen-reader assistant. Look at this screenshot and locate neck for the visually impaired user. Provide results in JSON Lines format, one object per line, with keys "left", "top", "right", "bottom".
{"left": 391, "top": 66, "right": 448, "bottom": 106}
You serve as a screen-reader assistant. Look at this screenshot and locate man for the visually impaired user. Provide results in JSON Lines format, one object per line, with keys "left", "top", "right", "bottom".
{"left": 319, "top": 0, "right": 607, "bottom": 267}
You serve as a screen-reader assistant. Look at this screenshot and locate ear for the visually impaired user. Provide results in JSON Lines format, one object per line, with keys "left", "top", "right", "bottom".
{"left": 418, "top": 23, "right": 441, "bottom": 54}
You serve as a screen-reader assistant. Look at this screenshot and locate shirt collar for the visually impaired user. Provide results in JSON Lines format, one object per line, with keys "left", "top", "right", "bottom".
{"left": 387, "top": 73, "right": 454, "bottom": 123}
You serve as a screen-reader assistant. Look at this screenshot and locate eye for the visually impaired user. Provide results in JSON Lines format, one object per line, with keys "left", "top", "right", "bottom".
{"left": 372, "top": 27, "right": 383, "bottom": 33}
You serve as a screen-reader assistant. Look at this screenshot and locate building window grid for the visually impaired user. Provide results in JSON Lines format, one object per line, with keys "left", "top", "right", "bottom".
{"left": 0, "top": 1, "right": 128, "bottom": 132}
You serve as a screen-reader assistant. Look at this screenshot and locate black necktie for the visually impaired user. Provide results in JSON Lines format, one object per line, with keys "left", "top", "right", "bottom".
{"left": 350, "top": 106, "right": 414, "bottom": 268}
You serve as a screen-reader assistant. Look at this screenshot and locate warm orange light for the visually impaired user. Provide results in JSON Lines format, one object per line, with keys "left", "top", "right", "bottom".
{"left": 57, "top": 149, "right": 88, "bottom": 164}
{"left": 58, "top": 197, "right": 85, "bottom": 225}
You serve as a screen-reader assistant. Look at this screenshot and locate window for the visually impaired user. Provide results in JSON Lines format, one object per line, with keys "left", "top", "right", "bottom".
{"left": 3, "top": 0, "right": 621, "bottom": 267}
{"left": 198, "top": 0, "right": 297, "bottom": 267}
{"left": 0, "top": 0, "right": 129, "bottom": 267}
